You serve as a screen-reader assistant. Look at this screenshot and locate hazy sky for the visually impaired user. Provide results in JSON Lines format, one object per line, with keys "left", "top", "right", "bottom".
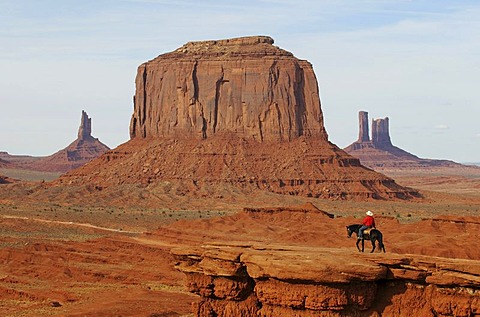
{"left": 1, "top": 0, "right": 479, "bottom": 162}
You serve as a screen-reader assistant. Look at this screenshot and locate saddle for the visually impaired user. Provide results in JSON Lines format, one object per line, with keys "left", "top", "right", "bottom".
{"left": 363, "top": 228, "right": 373, "bottom": 236}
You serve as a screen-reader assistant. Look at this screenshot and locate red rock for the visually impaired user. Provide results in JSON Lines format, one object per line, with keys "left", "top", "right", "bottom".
{"left": 16, "top": 111, "right": 110, "bottom": 173}
{"left": 77, "top": 110, "right": 92, "bottom": 139}
{"left": 371, "top": 117, "right": 392, "bottom": 148}
{"left": 130, "top": 36, "right": 327, "bottom": 142}
{"left": 344, "top": 111, "right": 469, "bottom": 169}
{"left": 173, "top": 244, "right": 480, "bottom": 317}
{"left": 358, "top": 111, "right": 370, "bottom": 143}
{"left": 55, "top": 36, "right": 419, "bottom": 201}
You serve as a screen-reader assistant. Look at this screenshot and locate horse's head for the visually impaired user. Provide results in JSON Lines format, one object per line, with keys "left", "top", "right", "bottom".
{"left": 346, "top": 225, "right": 353, "bottom": 238}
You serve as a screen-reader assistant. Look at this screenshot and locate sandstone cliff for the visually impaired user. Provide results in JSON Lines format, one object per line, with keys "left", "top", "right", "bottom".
{"left": 130, "top": 36, "right": 327, "bottom": 142}
{"left": 173, "top": 244, "right": 480, "bottom": 317}
{"left": 54, "top": 36, "right": 420, "bottom": 201}
{"left": 167, "top": 208, "right": 480, "bottom": 316}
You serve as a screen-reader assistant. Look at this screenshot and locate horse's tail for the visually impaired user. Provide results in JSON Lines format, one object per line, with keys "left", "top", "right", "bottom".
{"left": 378, "top": 232, "right": 386, "bottom": 253}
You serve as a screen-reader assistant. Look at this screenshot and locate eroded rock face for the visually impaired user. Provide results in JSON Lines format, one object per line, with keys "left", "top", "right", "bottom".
{"left": 129, "top": 36, "right": 327, "bottom": 142}
{"left": 358, "top": 111, "right": 370, "bottom": 143}
{"left": 77, "top": 110, "right": 92, "bottom": 140}
{"left": 56, "top": 37, "right": 420, "bottom": 201}
{"left": 345, "top": 111, "right": 464, "bottom": 169}
{"left": 164, "top": 208, "right": 480, "bottom": 316}
{"left": 371, "top": 117, "right": 392, "bottom": 148}
{"left": 173, "top": 245, "right": 480, "bottom": 317}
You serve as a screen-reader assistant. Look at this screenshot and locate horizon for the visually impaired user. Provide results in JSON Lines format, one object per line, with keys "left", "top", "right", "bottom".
{"left": 1, "top": 1, "right": 479, "bottom": 162}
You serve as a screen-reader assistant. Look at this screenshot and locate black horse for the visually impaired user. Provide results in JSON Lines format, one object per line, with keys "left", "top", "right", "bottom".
{"left": 346, "top": 224, "right": 386, "bottom": 253}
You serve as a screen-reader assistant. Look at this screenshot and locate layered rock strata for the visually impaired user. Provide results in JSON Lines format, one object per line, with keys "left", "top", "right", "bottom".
{"left": 60, "top": 136, "right": 420, "bottom": 200}
{"left": 55, "top": 36, "right": 420, "bottom": 200}
{"left": 173, "top": 244, "right": 480, "bottom": 317}
{"left": 130, "top": 36, "right": 327, "bottom": 142}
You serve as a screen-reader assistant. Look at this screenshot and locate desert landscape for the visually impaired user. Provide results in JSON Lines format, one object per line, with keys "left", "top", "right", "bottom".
{"left": 1, "top": 35, "right": 480, "bottom": 317}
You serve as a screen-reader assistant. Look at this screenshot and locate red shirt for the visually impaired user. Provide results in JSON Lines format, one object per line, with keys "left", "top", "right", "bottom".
{"left": 362, "top": 215, "right": 376, "bottom": 227}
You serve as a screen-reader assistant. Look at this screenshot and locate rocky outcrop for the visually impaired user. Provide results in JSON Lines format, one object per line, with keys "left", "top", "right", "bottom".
{"left": 54, "top": 36, "right": 420, "bottom": 201}
{"left": 371, "top": 117, "right": 392, "bottom": 148}
{"left": 130, "top": 36, "right": 327, "bottom": 142}
{"left": 77, "top": 110, "right": 92, "bottom": 139}
{"left": 173, "top": 245, "right": 480, "bottom": 317}
{"left": 156, "top": 205, "right": 480, "bottom": 316}
{"left": 34, "top": 110, "right": 110, "bottom": 172}
{"left": 6, "top": 111, "right": 110, "bottom": 173}
{"left": 59, "top": 136, "right": 421, "bottom": 200}
{"left": 345, "top": 111, "right": 464, "bottom": 169}
{"left": 358, "top": 111, "right": 370, "bottom": 143}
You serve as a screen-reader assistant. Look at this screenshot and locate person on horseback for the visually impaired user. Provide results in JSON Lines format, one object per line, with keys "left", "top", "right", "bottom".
{"left": 358, "top": 210, "right": 376, "bottom": 240}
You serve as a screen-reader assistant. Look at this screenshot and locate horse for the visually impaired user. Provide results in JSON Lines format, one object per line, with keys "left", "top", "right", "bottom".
{"left": 346, "top": 224, "right": 386, "bottom": 253}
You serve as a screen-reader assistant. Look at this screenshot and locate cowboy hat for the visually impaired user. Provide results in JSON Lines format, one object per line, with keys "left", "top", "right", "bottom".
{"left": 366, "top": 211, "right": 373, "bottom": 216}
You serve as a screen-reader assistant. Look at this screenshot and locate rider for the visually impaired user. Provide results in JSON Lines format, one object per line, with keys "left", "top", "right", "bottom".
{"left": 358, "top": 210, "right": 376, "bottom": 240}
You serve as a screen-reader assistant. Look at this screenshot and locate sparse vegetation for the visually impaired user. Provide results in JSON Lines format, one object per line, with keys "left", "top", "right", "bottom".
{"left": 0, "top": 168, "right": 63, "bottom": 182}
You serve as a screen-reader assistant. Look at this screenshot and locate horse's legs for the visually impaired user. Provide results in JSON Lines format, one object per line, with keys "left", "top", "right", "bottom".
{"left": 380, "top": 239, "right": 386, "bottom": 253}
{"left": 370, "top": 238, "right": 376, "bottom": 253}
{"left": 377, "top": 233, "right": 386, "bottom": 253}
{"left": 356, "top": 239, "right": 361, "bottom": 252}
{"left": 361, "top": 239, "right": 365, "bottom": 252}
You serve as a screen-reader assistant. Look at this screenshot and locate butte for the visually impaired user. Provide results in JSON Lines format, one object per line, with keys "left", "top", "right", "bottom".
{"left": 344, "top": 111, "right": 473, "bottom": 169}
{"left": 58, "top": 36, "right": 419, "bottom": 200}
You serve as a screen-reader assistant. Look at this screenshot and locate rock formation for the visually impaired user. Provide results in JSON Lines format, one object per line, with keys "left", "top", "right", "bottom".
{"left": 371, "top": 117, "right": 392, "bottom": 148}
{"left": 130, "top": 36, "right": 327, "bottom": 142}
{"left": 167, "top": 207, "right": 480, "bottom": 316}
{"left": 173, "top": 244, "right": 480, "bottom": 317}
{"left": 358, "top": 111, "right": 370, "bottom": 143}
{"left": 77, "top": 110, "right": 92, "bottom": 139}
{"left": 345, "top": 111, "right": 464, "bottom": 169}
{"left": 33, "top": 110, "right": 110, "bottom": 172}
{"left": 5, "top": 111, "right": 110, "bottom": 173}
{"left": 57, "top": 36, "right": 420, "bottom": 200}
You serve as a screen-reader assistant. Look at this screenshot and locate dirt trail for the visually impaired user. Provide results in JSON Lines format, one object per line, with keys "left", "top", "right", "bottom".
{"left": 0, "top": 214, "right": 143, "bottom": 234}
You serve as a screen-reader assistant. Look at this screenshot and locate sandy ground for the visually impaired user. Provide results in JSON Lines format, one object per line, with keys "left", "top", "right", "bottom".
{"left": 0, "top": 169, "right": 479, "bottom": 316}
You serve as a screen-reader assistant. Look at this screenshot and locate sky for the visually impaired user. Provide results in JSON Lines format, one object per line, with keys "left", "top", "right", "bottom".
{"left": 0, "top": 0, "right": 479, "bottom": 163}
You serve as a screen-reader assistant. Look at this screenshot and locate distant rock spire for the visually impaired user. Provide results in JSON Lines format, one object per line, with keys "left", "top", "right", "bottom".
{"left": 344, "top": 111, "right": 461, "bottom": 169}
{"left": 371, "top": 117, "right": 393, "bottom": 148}
{"left": 358, "top": 111, "right": 370, "bottom": 142}
{"left": 77, "top": 110, "right": 92, "bottom": 140}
